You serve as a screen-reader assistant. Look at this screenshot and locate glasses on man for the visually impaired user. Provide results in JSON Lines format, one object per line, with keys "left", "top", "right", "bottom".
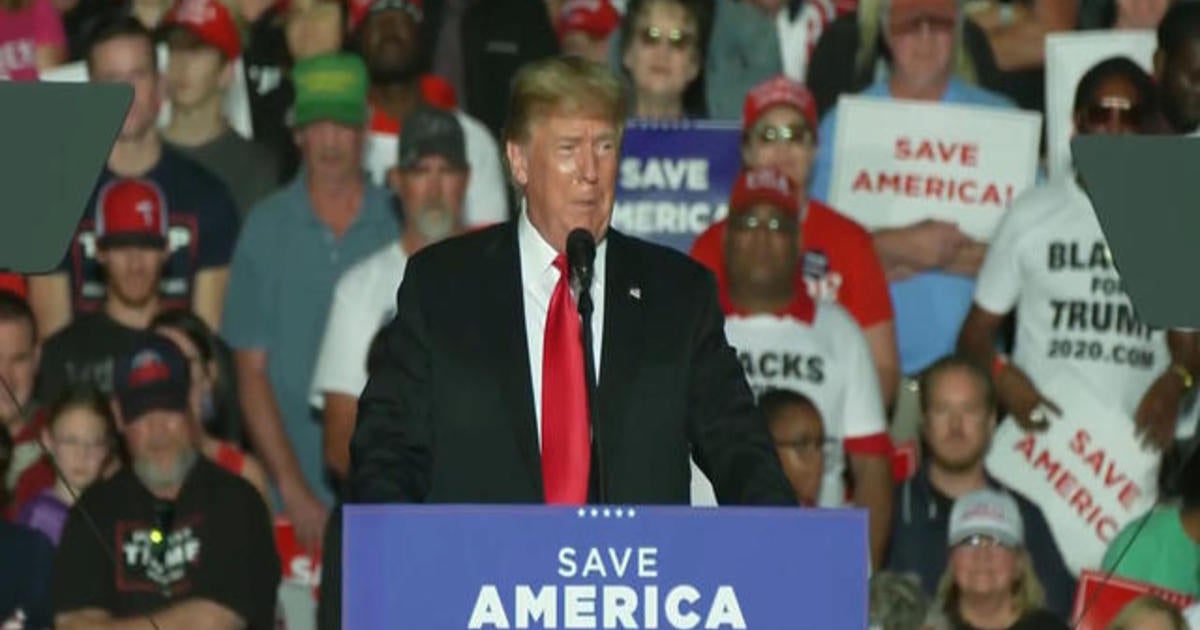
{"left": 1084, "top": 96, "right": 1144, "bottom": 130}
{"left": 751, "top": 123, "right": 814, "bottom": 147}
{"left": 955, "top": 534, "right": 1016, "bottom": 550}
{"left": 728, "top": 212, "right": 799, "bottom": 233}
{"left": 637, "top": 25, "right": 695, "bottom": 51}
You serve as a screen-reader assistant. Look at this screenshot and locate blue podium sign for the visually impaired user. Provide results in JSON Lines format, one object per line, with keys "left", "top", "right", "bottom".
{"left": 343, "top": 505, "right": 868, "bottom": 629}
{"left": 612, "top": 120, "right": 742, "bottom": 254}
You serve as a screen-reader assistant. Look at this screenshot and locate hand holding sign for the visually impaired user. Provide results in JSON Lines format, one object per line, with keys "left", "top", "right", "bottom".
{"left": 1133, "top": 371, "right": 1188, "bottom": 450}
{"left": 996, "top": 363, "right": 1063, "bottom": 432}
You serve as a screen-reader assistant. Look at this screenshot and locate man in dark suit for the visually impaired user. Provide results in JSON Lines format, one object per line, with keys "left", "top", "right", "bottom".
{"left": 348, "top": 55, "right": 795, "bottom": 506}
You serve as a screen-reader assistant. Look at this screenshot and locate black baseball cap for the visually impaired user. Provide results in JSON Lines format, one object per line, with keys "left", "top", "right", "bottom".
{"left": 113, "top": 333, "right": 191, "bottom": 421}
{"left": 397, "top": 106, "right": 468, "bottom": 170}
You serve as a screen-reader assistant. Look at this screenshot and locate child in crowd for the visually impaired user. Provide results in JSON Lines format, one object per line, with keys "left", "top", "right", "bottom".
{"left": 761, "top": 388, "right": 827, "bottom": 507}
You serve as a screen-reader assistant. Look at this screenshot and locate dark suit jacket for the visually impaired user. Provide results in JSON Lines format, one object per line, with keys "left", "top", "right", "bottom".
{"left": 349, "top": 222, "right": 795, "bottom": 505}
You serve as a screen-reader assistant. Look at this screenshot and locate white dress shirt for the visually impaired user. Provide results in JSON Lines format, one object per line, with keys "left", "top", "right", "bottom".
{"left": 518, "top": 210, "right": 606, "bottom": 450}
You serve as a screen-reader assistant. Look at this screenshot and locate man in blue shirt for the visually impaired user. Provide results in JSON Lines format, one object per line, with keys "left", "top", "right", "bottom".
{"left": 222, "top": 53, "right": 400, "bottom": 550}
{"left": 808, "top": 0, "right": 1016, "bottom": 440}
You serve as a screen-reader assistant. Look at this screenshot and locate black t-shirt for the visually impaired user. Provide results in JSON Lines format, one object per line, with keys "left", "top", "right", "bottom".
{"left": 58, "top": 147, "right": 241, "bottom": 315}
{"left": 52, "top": 457, "right": 280, "bottom": 629}
{"left": 35, "top": 311, "right": 142, "bottom": 401}
{"left": 0, "top": 522, "right": 54, "bottom": 629}
{"left": 950, "top": 608, "right": 1070, "bottom": 630}
{"left": 242, "top": 9, "right": 299, "bottom": 183}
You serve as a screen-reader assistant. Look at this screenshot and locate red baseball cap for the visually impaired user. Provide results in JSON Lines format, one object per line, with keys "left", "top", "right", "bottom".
{"left": 95, "top": 179, "right": 169, "bottom": 249}
{"left": 729, "top": 167, "right": 801, "bottom": 215}
{"left": 742, "top": 76, "right": 819, "bottom": 134}
{"left": 163, "top": 0, "right": 243, "bottom": 60}
{"left": 557, "top": 0, "right": 620, "bottom": 39}
{"left": 349, "top": 0, "right": 423, "bottom": 33}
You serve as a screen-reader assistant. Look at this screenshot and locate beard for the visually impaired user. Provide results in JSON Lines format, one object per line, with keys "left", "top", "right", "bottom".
{"left": 413, "top": 204, "right": 456, "bottom": 243}
{"left": 134, "top": 446, "right": 198, "bottom": 493}
{"left": 931, "top": 439, "right": 988, "bottom": 473}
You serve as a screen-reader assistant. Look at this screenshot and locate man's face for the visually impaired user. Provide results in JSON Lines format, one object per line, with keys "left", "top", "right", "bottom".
{"left": 122, "top": 407, "right": 198, "bottom": 493}
{"left": 769, "top": 403, "right": 825, "bottom": 506}
{"left": 742, "top": 106, "right": 816, "bottom": 191}
{"left": 296, "top": 121, "right": 365, "bottom": 180}
{"left": 724, "top": 204, "right": 799, "bottom": 294}
{"left": 362, "top": 10, "right": 420, "bottom": 84}
{"left": 506, "top": 113, "right": 619, "bottom": 249}
{"left": 1075, "top": 74, "right": 1145, "bottom": 136}
{"left": 98, "top": 245, "right": 167, "bottom": 308}
{"left": 886, "top": 15, "right": 956, "bottom": 94}
{"left": 922, "top": 366, "right": 995, "bottom": 473}
{"left": 90, "top": 36, "right": 161, "bottom": 141}
{"left": 391, "top": 155, "right": 469, "bottom": 244}
{"left": 285, "top": 2, "right": 344, "bottom": 60}
{"left": 1159, "top": 39, "right": 1200, "bottom": 132}
{"left": 0, "top": 319, "right": 37, "bottom": 428}
{"left": 165, "top": 41, "right": 228, "bottom": 110}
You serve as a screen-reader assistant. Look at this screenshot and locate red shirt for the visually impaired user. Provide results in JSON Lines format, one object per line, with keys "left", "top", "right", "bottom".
{"left": 367, "top": 75, "right": 458, "bottom": 135}
{"left": 690, "top": 200, "right": 893, "bottom": 329}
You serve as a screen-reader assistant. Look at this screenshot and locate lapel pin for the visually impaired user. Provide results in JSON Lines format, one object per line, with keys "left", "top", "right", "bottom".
{"left": 629, "top": 286, "right": 642, "bottom": 300}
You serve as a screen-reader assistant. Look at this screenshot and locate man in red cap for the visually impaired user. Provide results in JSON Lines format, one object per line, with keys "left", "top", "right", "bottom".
{"left": 161, "top": 0, "right": 281, "bottom": 218}
{"left": 557, "top": 0, "right": 619, "bottom": 64}
{"left": 692, "top": 165, "right": 893, "bottom": 568}
{"left": 691, "top": 76, "right": 899, "bottom": 411}
{"left": 37, "top": 179, "right": 172, "bottom": 402}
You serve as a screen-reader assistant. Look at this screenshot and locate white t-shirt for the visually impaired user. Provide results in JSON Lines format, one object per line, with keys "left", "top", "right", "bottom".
{"left": 776, "top": 0, "right": 836, "bottom": 84}
{"left": 363, "top": 110, "right": 509, "bottom": 228}
{"left": 309, "top": 243, "right": 409, "bottom": 408}
{"left": 974, "top": 177, "right": 1169, "bottom": 421}
{"left": 691, "top": 299, "right": 888, "bottom": 506}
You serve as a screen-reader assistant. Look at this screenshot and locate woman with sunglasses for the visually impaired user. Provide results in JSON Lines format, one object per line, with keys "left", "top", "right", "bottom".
{"left": 930, "top": 489, "right": 1066, "bottom": 630}
{"left": 618, "top": 0, "right": 707, "bottom": 120}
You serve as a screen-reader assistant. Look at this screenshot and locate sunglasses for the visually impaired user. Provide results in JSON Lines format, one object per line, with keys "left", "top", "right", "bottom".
{"left": 1083, "top": 96, "right": 1145, "bottom": 129}
{"left": 751, "top": 123, "right": 814, "bottom": 146}
{"left": 729, "top": 213, "right": 798, "bottom": 233}
{"left": 636, "top": 25, "right": 696, "bottom": 51}
{"left": 889, "top": 15, "right": 956, "bottom": 35}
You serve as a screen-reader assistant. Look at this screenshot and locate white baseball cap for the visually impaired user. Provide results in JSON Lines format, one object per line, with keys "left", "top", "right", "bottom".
{"left": 948, "top": 489, "right": 1024, "bottom": 548}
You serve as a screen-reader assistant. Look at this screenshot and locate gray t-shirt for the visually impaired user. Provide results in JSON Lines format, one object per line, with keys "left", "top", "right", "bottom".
{"left": 170, "top": 129, "right": 281, "bottom": 218}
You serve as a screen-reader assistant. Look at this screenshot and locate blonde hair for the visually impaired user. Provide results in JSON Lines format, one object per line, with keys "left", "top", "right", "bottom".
{"left": 1107, "top": 596, "right": 1188, "bottom": 630}
{"left": 935, "top": 549, "right": 1045, "bottom": 620}
{"left": 503, "top": 55, "right": 628, "bottom": 145}
{"left": 860, "top": 0, "right": 978, "bottom": 85}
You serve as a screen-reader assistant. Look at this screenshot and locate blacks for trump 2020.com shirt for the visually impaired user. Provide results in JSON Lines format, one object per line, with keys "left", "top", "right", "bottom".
{"left": 59, "top": 147, "right": 241, "bottom": 315}
{"left": 52, "top": 457, "right": 280, "bottom": 629}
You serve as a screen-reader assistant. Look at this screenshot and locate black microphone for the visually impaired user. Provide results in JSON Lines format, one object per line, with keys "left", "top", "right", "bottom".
{"left": 566, "top": 228, "right": 596, "bottom": 301}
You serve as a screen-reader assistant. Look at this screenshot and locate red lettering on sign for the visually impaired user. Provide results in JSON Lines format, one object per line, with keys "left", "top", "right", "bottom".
{"left": 1097, "top": 517, "right": 1118, "bottom": 543}
{"left": 1015, "top": 434, "right": 1036, "bottom": 460}
{"left": 893, "top": 137, "right": 981, "bottom": 166}
{"left": 1118, "top": 483, "right": 1142, "bottom": 511}
{"left": 1069, "top": 430, "right": 1089, "bottom": 455}
{"left": 1054, "top": 469, "right": 1079, "bottom": 499}
{"left": 1083, "top": 449, "right": 1105, "bottom": 476}
{"left": 849, "top": 171, "right": 1012, "bottom": 208}
{"left": 1034, "top": 447, "right": 1062, "bottom": 479}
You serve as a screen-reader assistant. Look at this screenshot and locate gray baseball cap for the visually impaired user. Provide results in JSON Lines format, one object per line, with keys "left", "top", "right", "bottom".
{"left": 948, "top": 489, "right": 1025, "bottom": 548}
{"left": 397, "top": 106, "right": 468, "bottom": 170}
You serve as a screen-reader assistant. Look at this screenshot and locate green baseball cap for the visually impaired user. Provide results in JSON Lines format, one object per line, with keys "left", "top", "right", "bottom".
{"left": 291, "top": 53, "right": 369, "bottom": 128}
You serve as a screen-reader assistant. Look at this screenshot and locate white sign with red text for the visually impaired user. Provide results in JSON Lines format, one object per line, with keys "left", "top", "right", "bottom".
{"left": 985, "top": 371, "right": 1159, "bottom": 576}
{"left": 1045, "top": 31, "right": 1156, "bottom": 179}
{"left": 828, "top": 96, "right": 1041, "bottom": 241}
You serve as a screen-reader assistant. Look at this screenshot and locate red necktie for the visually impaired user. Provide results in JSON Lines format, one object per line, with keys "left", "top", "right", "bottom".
{"left": 541, "top": 254, "right": 591, "bottom": 504}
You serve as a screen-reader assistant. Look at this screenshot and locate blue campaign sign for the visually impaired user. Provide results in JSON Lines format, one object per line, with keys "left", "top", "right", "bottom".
{"left": 343, "top": 505, "right": 868, "bottom": 629}
{"left": 613, "top": 120, "right": 743, "bottom": 254}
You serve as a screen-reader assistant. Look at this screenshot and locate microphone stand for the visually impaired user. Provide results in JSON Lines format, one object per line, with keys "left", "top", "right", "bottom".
{"left": 577, "top": 288, "right": 606, "bottom": 505}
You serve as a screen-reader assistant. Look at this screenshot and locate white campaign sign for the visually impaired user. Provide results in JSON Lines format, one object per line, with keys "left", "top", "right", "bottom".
{"left": 1045, "top": 31, "right": 1156, "bottom": 179}
{"left": 828, "top": 96, "right": 1041, "bottom": 241}
{"left": 985, "top": 371, "right": 1159, "bottom": 576}
{"left": 40, "top": 44, "right": 255, "bottom": 140}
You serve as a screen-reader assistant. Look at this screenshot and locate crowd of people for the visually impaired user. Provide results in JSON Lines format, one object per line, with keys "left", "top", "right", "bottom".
{"left": 1, "top": 0, "right": 1200, "bottom": 627}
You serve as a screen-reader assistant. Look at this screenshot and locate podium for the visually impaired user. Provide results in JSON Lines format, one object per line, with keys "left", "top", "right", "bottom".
{"left": 342, "top": 505, "right": 869, "bottom": 629}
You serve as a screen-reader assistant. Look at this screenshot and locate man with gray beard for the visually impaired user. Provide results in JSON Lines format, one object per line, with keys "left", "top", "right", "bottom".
{"left": 311, "top": 105, "right": 470, "bottom": 488}
{"left": 52, "top": 333, "right": 279, "bottom": 630}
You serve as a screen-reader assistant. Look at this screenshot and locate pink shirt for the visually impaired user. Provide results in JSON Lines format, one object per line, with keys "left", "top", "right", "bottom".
{"left": 0, "top": 0, "right": 65, "bottom": 81}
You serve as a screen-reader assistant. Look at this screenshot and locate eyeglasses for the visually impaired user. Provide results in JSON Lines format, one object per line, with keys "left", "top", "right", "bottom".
{"left": 956, "top": 534, "right": 1016, "bottom": 549}
{"left": 1083, "top": 96, "right": 1145, "bottom": 129}
{"left": 51, "top": 435, "right": 110, "bottom": 454}
{"left": 889, "top": 16, "right": 956, "bottom": 36}
{"left": 637, "top": 25, "right": 696, "bottom": 51}
{"left": 728, "top": 213, "right": 798, "bottom": 233}
{"left": 751, "top": 123, "right": 814, "bottom": 147}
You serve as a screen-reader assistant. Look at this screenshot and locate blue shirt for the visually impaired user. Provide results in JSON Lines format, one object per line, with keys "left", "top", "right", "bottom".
{"left": 221, "top": 173, "right": 399, "bottom": 506}
{"left": 810, "top": 78, "right": 1017, "bottom": 375}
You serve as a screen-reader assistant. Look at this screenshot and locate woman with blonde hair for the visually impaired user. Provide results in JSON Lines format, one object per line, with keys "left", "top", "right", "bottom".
{"left": 1107, "top": 596, "right": 1188, "bottom": 630}
{"left": 932, "top": 489, "right": 1067, "bottom": 630}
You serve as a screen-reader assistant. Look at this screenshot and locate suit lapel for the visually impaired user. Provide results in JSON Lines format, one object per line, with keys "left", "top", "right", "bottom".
{"left": 481, "top": 222, "right": 542, "bottom": 494}
{"left": 596, "top": 230, "right": 645, "bottom": 461}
